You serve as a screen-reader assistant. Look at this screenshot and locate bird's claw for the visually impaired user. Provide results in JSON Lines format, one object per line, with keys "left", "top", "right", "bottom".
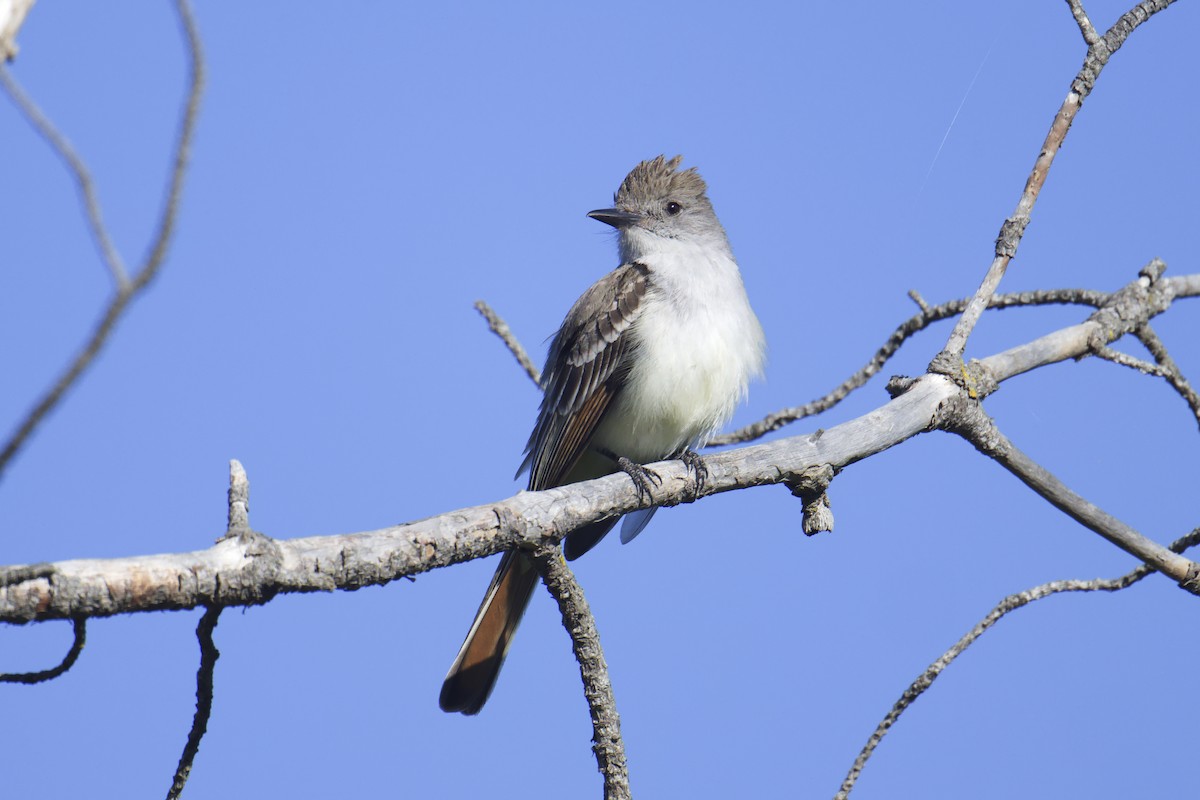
{"left": 678, "top": 448, "right": 708, "bottom": 494}
{"left": 617, "top": 457, "right": 661, "bottom": 502}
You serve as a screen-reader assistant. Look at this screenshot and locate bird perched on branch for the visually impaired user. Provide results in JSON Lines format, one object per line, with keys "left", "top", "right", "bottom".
{"left": 440, "top": 155, "right": 766, "bottom": 715}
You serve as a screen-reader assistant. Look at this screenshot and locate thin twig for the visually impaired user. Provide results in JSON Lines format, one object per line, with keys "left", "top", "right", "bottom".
{"left": 166, "top": 605, "right": 222, "bottom": 800}
{"left": 906, "top": 289, "right": 930, "bottom": 314}
{"left": 0, "top": 562, "right": 54, "bottom": 588}
{"left": 1065, "top": 0, "right": 1102, "bottom": 45}
{"left": 529, "top": 545, "right": 629, "bottom": 800}
{"left": 227, "top": 459, "right": 250, "bottom": 534}
{"left": 939, "top": 396, "right": 1199, "bottom": 588}
{"left": 0, "top": 66, "right": 129, "bottom": 287}
{"left": 474, "top": 300, "right": 540, "bottom": 385}
{"left": 933, "top": 0, "right": 1178, "bottom": 367}
{"left": 835, "top": 527, "right": 1200, "bottom": 799}
{"left": 974, "top": 262, "right": 1188, "bottom": 393}
{"left": 1089, "top": 341, "right": 1170, "bottom": 377}
{"left": 1135, "top": 325, "right": 1200, "bottom": 429}
{"left": 0, "top": 618, "right": 86, "bottom": 684}
{"left": 139, "top": 0, "right": 204, "bottom": 298}
{"left": 0, "top": 0, "right": 205, "bottom": 484}
{"left": 713, "top": 287, "right": 1108, "bottom": 446}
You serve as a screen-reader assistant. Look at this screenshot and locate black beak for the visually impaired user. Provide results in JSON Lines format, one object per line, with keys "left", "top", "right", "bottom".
{"left": 587, "top": 208, "right": 642, "bottom": 229}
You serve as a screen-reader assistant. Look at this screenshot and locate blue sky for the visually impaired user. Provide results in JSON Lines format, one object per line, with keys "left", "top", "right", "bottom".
{"left": 1, "top": 2, "right": 1197, "bottom": 798}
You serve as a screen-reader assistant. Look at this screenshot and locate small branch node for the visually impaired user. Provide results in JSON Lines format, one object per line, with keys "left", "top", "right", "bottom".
{"left": 0, "top": 562, "right": 55, "bottom": 588}
{"left": 995, "top": 215, "right": 1029, "bottom": 259}
{"left": 226, "top": 458, "right": 250, "bottom": 535}
{"left": 934, "top": 393, "right": 1010, "bottom": 461}
{"left": 907, "top": 289, "right": 930, "bottom": 314}
{"left": 1140, "top": 256, "right": 1167, "bottom": 284}
{"left": 212, "top": 461, "right": 283, "bottom": 603}
{"left": 963, "top": 360, "right": 1000, "bottom": 400}
{"left": 786, "top": 464, "right": 836, "bottom": 536}
{"left": 885, "top": 376, "right": 918, "bottom": 399}
{"left": 1179, "top": 563, "right": 1200, "bottom": 597}
{"left": 1086, "top": 259, "right": 1174, "bottom": 345}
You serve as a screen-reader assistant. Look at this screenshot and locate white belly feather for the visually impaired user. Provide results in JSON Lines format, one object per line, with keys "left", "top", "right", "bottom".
{"left": 592, "top": 240, "right": 765, "bottom": 463}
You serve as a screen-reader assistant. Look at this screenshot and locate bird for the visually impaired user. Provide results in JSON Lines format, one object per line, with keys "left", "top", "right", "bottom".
{"left": 439, "top": 155, "right": 766, "bottom": 714}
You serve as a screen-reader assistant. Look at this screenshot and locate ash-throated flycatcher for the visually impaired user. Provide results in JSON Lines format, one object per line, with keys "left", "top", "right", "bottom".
{"left": 439, "top": 155, "right": 766, "bottom": 714}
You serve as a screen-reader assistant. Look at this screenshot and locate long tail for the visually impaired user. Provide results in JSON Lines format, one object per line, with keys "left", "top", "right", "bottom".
{"left": 439, "top": 550, "right": 540, "bottom": 714}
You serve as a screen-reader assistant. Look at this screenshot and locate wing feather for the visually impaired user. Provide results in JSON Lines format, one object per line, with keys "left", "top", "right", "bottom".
{"left": 524, "top": 262, "right": 649, "bottom": 491}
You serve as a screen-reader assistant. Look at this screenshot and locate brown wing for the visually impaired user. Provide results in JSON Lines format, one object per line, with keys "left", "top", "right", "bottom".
{"left": 441, "top": 263, "right": 650, "bottom": 715}
{"left": 520, "top": 262, "right": 650, "bottom": 491}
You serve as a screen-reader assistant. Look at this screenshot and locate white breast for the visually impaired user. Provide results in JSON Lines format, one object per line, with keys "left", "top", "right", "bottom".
{"left": 593, "top": 239, "right": 765, "bottom": 463}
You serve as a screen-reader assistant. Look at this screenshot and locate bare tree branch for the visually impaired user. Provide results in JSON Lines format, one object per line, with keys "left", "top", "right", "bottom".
{"left": 1135, "top": 325, "right": 1200, "bottom": 428}
{"left": 939, "top": 396, "right": 1199, "bottom": 590}
{"left": 1089, "top": 339, "right": 1171, "bottom": 378}
{"left": 529, "top": 545, "right": 629, "bottom": 800}
{"left": 1065, "top": 0, "right": 1102, "bottom": 46}
{"left": 835, "top": 526, "right": 1200, "bottom": 799}
{"left": 165, "top": 456, "right": 248, "bottom": 797}
{"left": 477, "top": 267, "right": 1195, "bottom": 451}
{"left": 906, "top": 289, "right": 931, "bottom": 314}
{"left": 0, "top": 65, "right": 129, "bottom": 287}
{"left": 226, "top": 459, "right": 250, "bottom": 534}
{"left": 933, "top": 0, "right": 1178, "bottom": 367}
{"left": 0, "top": 617, "right": 85, "bottom": 684}
{"left": 972, "top": 266, "right": 1192, "bottom": 392}
{"left": 0, "top": 373, "right": 954, "bottom": 622}
{"left": 0, "top": 0, "right": 205, "bottom": 483}
{"left": 0, "top": 2, "right": 1187, "bottom": 797}
{"left": 2, "top": 269, "right": 1195, "bottom": 624}
{"left": 715, "top": 287, "right": 1109, "bottom": 446}
{"left": 165, "top": 605, "right": 222, "bottom": 800}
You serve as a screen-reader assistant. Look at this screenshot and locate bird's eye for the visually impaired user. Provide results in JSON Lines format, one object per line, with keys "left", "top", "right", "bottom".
{"left": 665, "top": 201, "right": 682, "bottom": 216}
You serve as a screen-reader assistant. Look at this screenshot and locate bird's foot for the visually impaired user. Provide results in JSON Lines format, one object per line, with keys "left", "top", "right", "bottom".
{"left": 678, "top": 448, "right": 708, "bottom": 496}
{"left": 616, "top": 456, "right": 661, "bottom": 502}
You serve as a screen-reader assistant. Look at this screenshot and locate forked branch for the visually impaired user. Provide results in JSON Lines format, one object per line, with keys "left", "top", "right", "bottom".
{"left": 0, "top": 0, "right": 205, "bottom": 483}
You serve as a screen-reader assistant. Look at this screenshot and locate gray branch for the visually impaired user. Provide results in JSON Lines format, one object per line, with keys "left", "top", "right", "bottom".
{"left": 713, "top": 287, "right": 1109, "bottom": 446}
{"left": 933, "top": 0, "right": 1178, "bottom": 367}
{"left": 1065, "top": 0, "right": 1101, "bottom": 46}
{"left": 937, "top": 394, "right": 1198, "bottom": 590}
{"left": 530, "top": 546, "right": 630, "bottom": 800}
{"left": 0, "top": 374, "right": 954, "bottom": 623}
{"left": 835, "top": 526, "right": 1200, "bottom": 799}
{"left": 2, "top": 270, "right": 1195, "bottom": 623}
{"left": 0, "top": 65, "right": 129, "bottom": 287}
{"left": 166, "top": 605, "right": 222, "bottom": 800}
{"left": 1135, "top": 325, "right": 1200, "bottom": 428}
{"left": 0, "top": 0, "right": 205, "bottom": 483}
{"left": 475, "top": 299, "right": 541, "bottom": 385}
{"left": 1090, "top": 339, "right": 1171, "bottom": 378}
